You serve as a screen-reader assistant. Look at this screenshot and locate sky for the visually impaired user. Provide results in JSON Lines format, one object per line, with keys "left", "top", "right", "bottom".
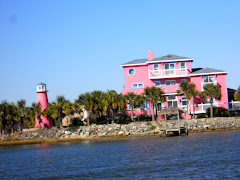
{"left": 0, "top": 0, "right": 240, "bottom": 106}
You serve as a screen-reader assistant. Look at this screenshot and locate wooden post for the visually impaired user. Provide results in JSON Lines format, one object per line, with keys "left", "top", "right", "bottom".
{"left": 165, "top": 114, "right": 167, "bottom": 135}
{"left": 177, "top": 111, "right": 180, "bottom": 134}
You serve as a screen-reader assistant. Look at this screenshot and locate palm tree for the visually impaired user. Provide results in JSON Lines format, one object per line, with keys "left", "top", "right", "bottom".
{"left": 16, "top": 99, "right": 26, "bottom": 132}
{"left": 6, "top": 103, "right": 18, "bottom": 134}
{"left": 25, "top": 106, "right": 36, "bottom": 128}
{"left": 177, "top": 81, "right": 198, "bottom": 118}
{"left": 203, "top": 83, "right": 221, "bottom": 118}
{"left": 32, "top": 102, "right": 42, "bottom": 129}
{"left": 0, "top": 101, "right": 9, "bottom": 135}
{"left": 234, "top": 87, "right": 240, "bottom": 101}
{"left": 105, "top": 90, "right": 119, "bottom": 124}
{"left": 124, "top": 92, "right": 142, "bottom": 121}
{"left": 143, "top": 87, "right": 166, "bottom": 121}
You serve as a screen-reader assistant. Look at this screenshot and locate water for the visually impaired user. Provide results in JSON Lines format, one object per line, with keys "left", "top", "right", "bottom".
{"left": 1, "top": 130, "right": 240, "bottom": 179}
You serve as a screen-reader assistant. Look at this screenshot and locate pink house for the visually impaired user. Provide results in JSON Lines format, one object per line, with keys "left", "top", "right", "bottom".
{"left": 121, "top": 50, "right": 229, "bottom": 119}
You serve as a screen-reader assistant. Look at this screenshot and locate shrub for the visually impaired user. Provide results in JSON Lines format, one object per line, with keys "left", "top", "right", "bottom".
{"left": 137, "top": 114, "right": 151, "bottom": 122}
{"left": 214, "top": 107, "right": 230, "bottom": 117}
{"left": 116, "top": 115, "right": 132, "bottom": 124}
{"left": 69, "top": 118, "right": 84, "bottom": 127}
{"left": 207, "top": 107, "right": 230, "bottom": 117}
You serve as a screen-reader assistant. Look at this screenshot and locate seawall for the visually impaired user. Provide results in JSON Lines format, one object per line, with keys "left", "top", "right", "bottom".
{"left": 1, "top": 117, "right": 240, "bottom": 143}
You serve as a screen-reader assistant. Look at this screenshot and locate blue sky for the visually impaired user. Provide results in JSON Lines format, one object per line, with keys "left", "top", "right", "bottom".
{"left": 0, "top": 0, "right": 240, "bottom": 105}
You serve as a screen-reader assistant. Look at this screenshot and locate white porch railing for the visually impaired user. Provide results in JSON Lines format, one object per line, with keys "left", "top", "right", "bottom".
{"left": 201, "top": 81, "right": 217, "bottom": 91}
{"left": 228, "top": 101, "right": 240, "bottom": 111}
{"left": 149, "top": 68, "right": 188, "bottom": 79}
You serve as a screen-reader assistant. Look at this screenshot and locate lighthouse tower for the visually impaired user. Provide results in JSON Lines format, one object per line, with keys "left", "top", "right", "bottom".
{"left": 35, "top": 82, "right": 52, "bottom": 128}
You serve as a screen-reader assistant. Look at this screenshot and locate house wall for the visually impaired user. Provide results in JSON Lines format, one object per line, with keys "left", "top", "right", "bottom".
{"left": 123, "top": 65, "right": 149, "bottom": 89}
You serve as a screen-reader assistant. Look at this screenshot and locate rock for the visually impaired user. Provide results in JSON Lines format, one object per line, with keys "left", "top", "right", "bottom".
{"left": 65, "top": 131, "right": 71, "bottom": 135}
{"left": 118, "top": 131, "right": 124, "bottom": 135}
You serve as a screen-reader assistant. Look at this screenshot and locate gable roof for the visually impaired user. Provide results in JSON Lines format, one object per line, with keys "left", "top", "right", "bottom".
{"left": 190, "top": 68, "right": 228, "bottom": 75}
{"left": 121, "top": 54, "right": 193, "bottom": 66}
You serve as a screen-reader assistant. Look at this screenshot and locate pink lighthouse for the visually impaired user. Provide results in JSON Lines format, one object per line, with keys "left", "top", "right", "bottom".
{"left": 35, "top": 82, "right": 52, "bottom": 128}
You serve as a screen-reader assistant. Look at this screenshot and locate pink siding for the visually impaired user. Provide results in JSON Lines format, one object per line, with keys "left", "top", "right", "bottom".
{"left": 123, "top": 65, "right": 149, "bottom": 89}
{"left": 35, "top": 91, "right": 52, "bottom": 128}
{"left": 216, "top": 74, "right": 228, "bottom": 109}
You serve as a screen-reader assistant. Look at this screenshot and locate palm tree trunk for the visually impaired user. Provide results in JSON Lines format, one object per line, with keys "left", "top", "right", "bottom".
{"left": 210, "top": 100, "right": 213, "bottom": 118}
{"left": 151, "top": 103, "right": 155, "bottom": 121}
{"left": 131, "top": 106, "right": 134, "bottom": 122}
{"left": 192, "top": 96, "right": 195, "bottom": 119}
{"left": 111, "top": 111, "right": 114, "bottom": 124}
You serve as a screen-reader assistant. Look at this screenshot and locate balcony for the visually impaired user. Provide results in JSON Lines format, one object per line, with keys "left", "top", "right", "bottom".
{"left": 149, "top": 68, "right": 188, "bottom": 79}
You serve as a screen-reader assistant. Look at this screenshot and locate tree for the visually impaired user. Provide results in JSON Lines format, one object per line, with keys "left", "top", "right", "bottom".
{"left": 48, "top": 96, "right": 73, "bottom": 128}
{"left": 177, "top": 81, "right": 198, "bottom": 118}
{"left": 143, "top": 87, "right": 166, "bottom": 121}
{"left": 105, "top": 90, "right": 119, "bottom": 124}
{"left": 203, "top": 83, "right": 221, "bottom": 118}
{"left": 16, "top": 99, "right": 26, "bottom": 132}
{"left": 234, "top": 87, "right": 240, "bottom": 101}
{"left": 25, "top": 106, "right": 36, "bottom": 128}
{"left": 5, "top": 103, "right": 18, "bottom": 134}
{"left": 32, "top": 102, "right": 42, "bottom": 129}
{"left": 124, "top": 92, "right": 142, "bottom": 121}
{"left": 0, "top": 101, "right": 9, "bottom": 135}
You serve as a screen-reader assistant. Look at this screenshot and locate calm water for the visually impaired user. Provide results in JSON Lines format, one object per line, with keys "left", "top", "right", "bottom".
{"left": 1, "top": 130, "right": 240, "bottom": 179}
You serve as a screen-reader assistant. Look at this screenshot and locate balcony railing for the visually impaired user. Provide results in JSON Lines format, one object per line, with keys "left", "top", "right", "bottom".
{"left": 201, "top": 81, "right": 217, "bottom": 91}
{"left": 149, "top": 68, "right": 188, "bottom": 79}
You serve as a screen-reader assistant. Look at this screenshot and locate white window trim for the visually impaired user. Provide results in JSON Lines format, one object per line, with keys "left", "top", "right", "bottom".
{"left": 128, "top": 68, "right": 136, "bottom": 76}
{"left": 132, "top": 83, "right": 144, "bottom": 88}
{"left": 165, "top": 80, "right": 177, "bottom": 86}
{"left": 154, "top": 81, "right": 161, "bottom": 87}
{"left": 180, "top": 62, "right": 186, "bottom": 72}
{"left": 167, "top": 95, "right": 178, "bottom": 107}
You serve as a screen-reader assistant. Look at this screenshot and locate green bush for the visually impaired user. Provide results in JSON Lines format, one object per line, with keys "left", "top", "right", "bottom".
{"left": 214, "top": 107, "right": 230, "bottom": 117}
{"left": 69, "top": 118, "right": 84, "bottom": 127}
{"left": 137, "top": 114, "right": 151, "bottom": 122}
{"left": 207, "top": 106, "right": 230, "bottom": 117}
{"left": 116, "top": 115, "right": 132, "bottom": 124}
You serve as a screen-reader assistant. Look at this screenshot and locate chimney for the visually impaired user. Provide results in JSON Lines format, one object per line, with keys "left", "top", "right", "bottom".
{"left": 148, "top": 50, "right": 154, "bottom": 60}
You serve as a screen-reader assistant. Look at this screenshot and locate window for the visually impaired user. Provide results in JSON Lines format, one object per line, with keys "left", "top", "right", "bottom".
{"left": 153, "top": 64, "right": 159, "bottom": 70}
{"left": 154, "top": 81, "right": 161, "bottom": 87}
{"left": 203, "top": 76, "right": 214, "bottom": 83}
{"left": 128, "top": 68, "right": 136, "bottom": 76}
{"left": 39, "top": 86, "right": 42, "bottom": 91}
{"left": 42, "top": 86, "right": 45, "bottom": 90}
{"left": 165, "top": 80, "right": 177, "bottom": 86}
{"left": 181, "top": 79, "right": 188, "bottom": 83}
{"left": 181, "top": 96, "right": 188, "bottom": 106}
{"left": 167, "top": 95, "right": 178, "bottom": 107}
{"left": 157, "top": 102, "right": 162, "bottom": 111}
{"left": 132, "top": 83, "right": 144, "bottom": 88}
{"left": 164, "top": 63, "right": 175, "bottom": 70}
{"left": 164, "top": 63, "right": 175, "bottom": 76}
{"left": 180, "top": 62, "right": 186, "bottom": 72}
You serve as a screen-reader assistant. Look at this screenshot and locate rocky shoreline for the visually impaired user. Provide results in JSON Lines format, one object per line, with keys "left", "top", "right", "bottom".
{"left": 1, "top": 117, "right": 240, "bottom": 145}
